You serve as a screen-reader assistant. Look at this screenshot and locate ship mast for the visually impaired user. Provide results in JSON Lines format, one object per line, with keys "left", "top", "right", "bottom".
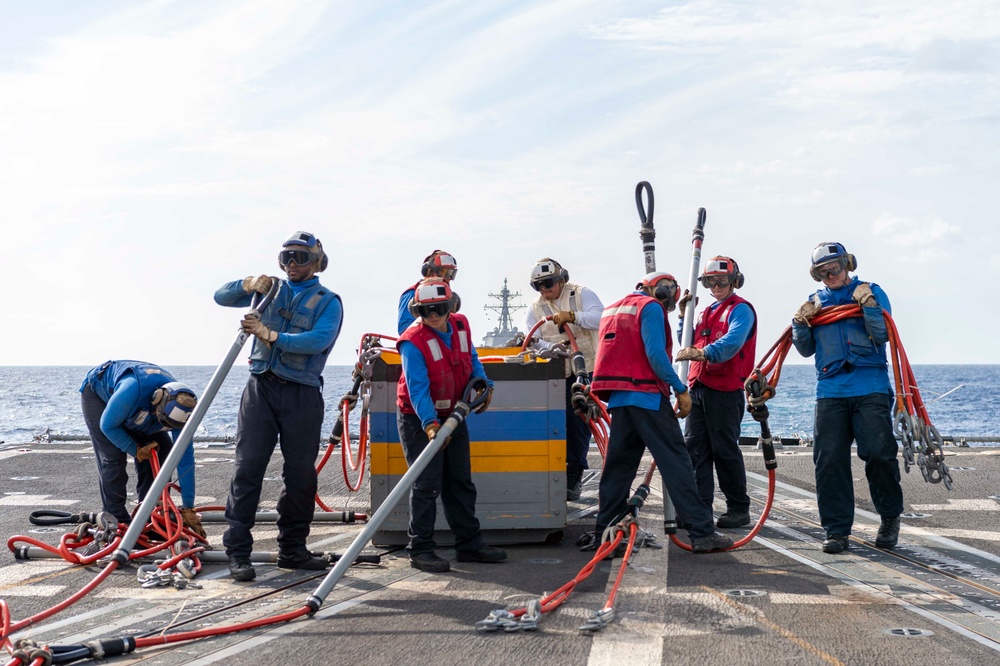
{"left": 483, "top": 278, "right": 525, "bottom": 338}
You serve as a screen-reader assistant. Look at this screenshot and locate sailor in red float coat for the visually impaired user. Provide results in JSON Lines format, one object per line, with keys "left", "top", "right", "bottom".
{"left": 397, "top": 313, "right": 474, "bottom": 418}
{"left": 584, "top": 275, "right": 733, "bottom": 554}
{"left": 395, "top": 278, "right": 506, "bottom": 573}
{"left": 676, "top": 256, "right": 757, "bottom": 529}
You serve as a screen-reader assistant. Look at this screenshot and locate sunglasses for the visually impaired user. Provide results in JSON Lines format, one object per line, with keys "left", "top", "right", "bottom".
{"left": 279, "top": 249, "right": 313, "bottom": 266}
{"left": 818, "top": 263, "right": 845, "bottom": 280}
{"left": 416, "top": 302, "right": 450, "bottom": 318}
{"left": 531, "top": 277, "right": 558, "bottom": 291}
{"left": 701, "top": 276, "right": 730, "bottom": 288}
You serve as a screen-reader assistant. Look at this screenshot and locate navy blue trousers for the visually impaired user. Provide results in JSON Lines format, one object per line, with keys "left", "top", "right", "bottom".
{"left": 813, "top": 393, "right": 904, "bottom": 536}
{"left": 683, "top": 383, "right": 750, "bottom": 514}
{"left": 397, "top": 412, "right": 484, "bottom": 555}
{"left": 81, "top": 385, "right": 173, "bottom": 523}
{"left": 223, "top": 374, "right": 324, "bottom": 558}
{"left": 596, "top": 395, "right": 715, "bottom": 539}
{"left": 565, "top": 375, "right": 592, "bottom": 472}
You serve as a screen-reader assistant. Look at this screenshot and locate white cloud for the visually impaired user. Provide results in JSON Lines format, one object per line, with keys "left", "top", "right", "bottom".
{"left": 0, "top": 0, "right": 998, "bottom": 366}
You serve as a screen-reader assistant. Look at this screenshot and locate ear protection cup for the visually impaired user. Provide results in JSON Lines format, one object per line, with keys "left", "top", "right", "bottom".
{"left": 729, "top": 257, "right": 745, "bottom": 289}
{"left": 151, "top": 388, "right": 165, "bottom": 407}
{"left": 315, "top": 239, "right": 329, "bottom": 272}
{"left": 845, "top": 253, "right": 857, "bottom": 272}
{"left": 655, "top": 283, "right": 681, "bottom": 311}
{"left": 407, "top": 298, "right": 419, "bottom": 317}
{"left": 420, "top": 250, "right": 441, "bottom": 277}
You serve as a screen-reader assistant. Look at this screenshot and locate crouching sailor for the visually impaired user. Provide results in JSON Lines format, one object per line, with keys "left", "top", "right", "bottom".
{"left": 80, "top": 360, "right": 204, "bottom": 538}
{"left": 397, "top": 278, "right": 507, "bottom": 572}
{"left": 587, "top": 273, "right": 733, "bottom": 554}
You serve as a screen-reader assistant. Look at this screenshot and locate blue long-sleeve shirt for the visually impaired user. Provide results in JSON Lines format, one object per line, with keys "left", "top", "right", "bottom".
{"left": 99, "top": 376, "right": 196, "bottom": 508}
{"left": 399, "top": 322, "right": 491, "bottom": 428}
{"left": 215, "top": 277, "right": 342, "bottom": 359}
{"left": 608, "top": 293, "right": 688, "bottom": 410}
{"left": 397, "top": 288, "right": 417, "bottom": 334}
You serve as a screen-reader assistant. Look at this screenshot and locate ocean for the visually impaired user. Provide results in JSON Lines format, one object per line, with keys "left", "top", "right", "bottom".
{"left": 1, "top": 364, "right": 998, "bottom": 446}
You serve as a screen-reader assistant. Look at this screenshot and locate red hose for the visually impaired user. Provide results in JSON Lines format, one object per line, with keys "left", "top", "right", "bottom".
{"left": 521, "top": 316, "right": 611, "bottom": 461}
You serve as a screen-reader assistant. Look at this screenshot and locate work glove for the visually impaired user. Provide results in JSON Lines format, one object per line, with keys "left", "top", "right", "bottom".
{"left": 241, "top": 313, "right": 278, "bottom": 346}
{"left": 135, "top": 442, "right": 158, "bottom": 463}
{"left": 747, "top": 392, "right": 770, "bottom": 409}
{"left": 677, "top": 290, "right": 699, "bottom": 316}
{"left": 551, "top": 310, "right": 575, "bottom": 331}
{"left": 241, "top": 275, "right": 273, "bottom": 295}
{"left": 424, "top": 422, "right": 452, "bottom": 449}
{"left": 537, "top": 341, "right": 571, "bottom": 359}
{"left": 180, "top": 508, "right": 208, "bottom": 540}
{"left": 675, "top": 347, "right": 706, "bottom": 362}
{"left": 674, "top": 390, "right": 692, "bottom": 419}
{"left": 475, "top": 387, "right": 494, "bottom": 414}
{"left": 852, "top": 283, "right": 877, "bottom": 309}
{"left": 792, "top": 294, "right": 822, "bottom": 326}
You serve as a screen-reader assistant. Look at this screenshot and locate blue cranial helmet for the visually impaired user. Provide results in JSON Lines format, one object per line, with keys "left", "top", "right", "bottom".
{"left": 809, "top": 242, "right": 856, "bottom": 281}
{"left": 152, "top": 382, "right": 198, "bottom": 430}
{"left": 279, "top": 231, "right": 328, "bottom": 272}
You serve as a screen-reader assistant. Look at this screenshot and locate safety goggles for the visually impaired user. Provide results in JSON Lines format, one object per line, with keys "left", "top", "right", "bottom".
{"left": 700, "top": 276, "right": 730, "bottom": 289}
{"left": 816, "top": 262, "right": 845, "bottom": 280}
{"left": 416, "top": 302, "right": 450, "bottom": 318}
{"left": 434, "top": 267, "right": 458, "bottom": 281}
{"left": 531, "top": 277, "right": 558, "bottom": 291}
{"left": 279, "top": 249, "right": 313, "bottom": 267}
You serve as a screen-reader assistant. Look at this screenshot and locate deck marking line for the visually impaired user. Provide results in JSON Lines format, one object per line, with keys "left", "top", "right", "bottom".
{"left": 699, "top": 585, "right": 847, "bottom": 666}
{"left": 182, "top": 599, "right": 364, "bottom": 665}
{"left": 752, "top": 532, "right": 1000, "bottom": 652}
{"left": 746, "top": 470, "right": 1000, "bottom": 566}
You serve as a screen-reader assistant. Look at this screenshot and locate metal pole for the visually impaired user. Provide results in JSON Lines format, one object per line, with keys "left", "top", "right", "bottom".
{"left": 112, "top": 283, "right": 279, "bottom": 565}
{"left": 306, "top": 403, "right": 473, "bottom": 609}
{"left": 676, "top": 208, "right": 707, "bottom": 381}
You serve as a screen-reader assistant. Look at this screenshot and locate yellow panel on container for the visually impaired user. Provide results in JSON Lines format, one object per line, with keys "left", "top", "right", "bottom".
{"left": 370, "top": 440, "right": 564, "bottom": 475}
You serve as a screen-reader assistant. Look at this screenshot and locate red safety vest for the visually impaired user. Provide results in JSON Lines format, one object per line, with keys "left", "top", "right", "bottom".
{"left": 687, "top": 294, "right": 757, "bottom": 392}
{"left": 591, "top": 293, "right": 673, "bottom": 401}
{"left": 396, "top": 314, "right": 474, "bottom": 418}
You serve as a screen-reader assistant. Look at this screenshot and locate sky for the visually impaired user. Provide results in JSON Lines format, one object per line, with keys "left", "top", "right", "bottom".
{"left": 1, "top": 0, "right": 997, "bottom": 367}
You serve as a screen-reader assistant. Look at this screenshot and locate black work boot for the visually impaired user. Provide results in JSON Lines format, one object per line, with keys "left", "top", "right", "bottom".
{"left": 277, "top": 549, "right": 329, "bottom": 570}
{"left": 566, "top": 466, "right": 583, "bottom": 501}
{"left": 229, "top": 556, "right": 256, "bottom": 581}
{"left": 691, "top": 532, "right": 734, "bottom": 553}
{"left": 716, "top": 511, "right": 751, "bottom": 528}
{"left": 822, "top": 535, "right": 849, "bottom": 554}
{"left": 875, "top": 516, "right": 901, "bottom": 549}
{"left": 409, "top": 551, "right": 450, "bottom": 573}
{"left": 457, "top": 545, "right": 507, "bottom": 563}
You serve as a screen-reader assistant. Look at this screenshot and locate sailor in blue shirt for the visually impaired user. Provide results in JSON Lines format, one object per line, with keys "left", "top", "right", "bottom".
{"left": 80, "top": 360, "right": 203, "bottom": 537}
{"left": 215, "top": 231, "right": 343, "bottom": 581}
{"left": 792, "top": 242, "right": 904, "bottom": 554}
{"left": 397, "top": 250, "right": 458, "bottom": 334}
